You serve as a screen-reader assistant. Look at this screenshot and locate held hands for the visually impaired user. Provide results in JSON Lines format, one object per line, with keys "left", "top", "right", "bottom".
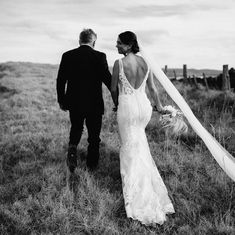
{"left": 112, "top": 105, "right": 118, "bottom": 112}
{"left": 59, "top": 103, "right": 68, "bottom": 111}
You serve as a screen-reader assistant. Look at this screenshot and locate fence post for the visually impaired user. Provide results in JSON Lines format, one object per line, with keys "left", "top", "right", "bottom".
{"left": 203, "top": 73, "right": 209, "bottom": 91}
{"left": 173, "top": 70, "right": 177, "bottom": 80}
{"left": 183, "top": 64, "right": 187, "bottom": 84}
{"left": 183, "top": 64, "right": 187, "bottom": 79}
{"left": 164, "top": 65, "right": 168, "bottom": 75}
{"left": 222, "top": 65, "right": 230, "bottom": 91}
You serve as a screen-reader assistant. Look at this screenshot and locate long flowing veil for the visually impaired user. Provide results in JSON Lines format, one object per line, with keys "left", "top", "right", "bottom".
{"left": 138, "top": 40, "right": 235, "bottom": 182}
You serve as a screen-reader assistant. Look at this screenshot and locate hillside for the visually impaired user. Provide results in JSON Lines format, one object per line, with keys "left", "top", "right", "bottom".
{"left": 0, "top": 62, "right": 235, "bottom": 234}
{"left": 164, "top": 68, "right": 222, "bottom": 78}
{"left": 0, "top": 61, "right": 221, "bottom": 78}
{"left": 108, "top": 65, "right": 222, "bottom": 78}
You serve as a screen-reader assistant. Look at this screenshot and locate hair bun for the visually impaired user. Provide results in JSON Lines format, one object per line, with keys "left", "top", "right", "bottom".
{"left": 119, "top": 31, "right": 140, "bottom": 54}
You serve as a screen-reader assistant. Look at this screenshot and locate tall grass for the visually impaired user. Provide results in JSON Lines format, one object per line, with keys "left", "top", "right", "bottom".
{"left": 0, "top": 62, "right": 234, "bottom": 234}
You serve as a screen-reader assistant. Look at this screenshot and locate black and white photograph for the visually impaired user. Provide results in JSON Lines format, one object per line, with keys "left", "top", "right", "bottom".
{"left": 0, "top": 0, "right": 235, "bottom": 234}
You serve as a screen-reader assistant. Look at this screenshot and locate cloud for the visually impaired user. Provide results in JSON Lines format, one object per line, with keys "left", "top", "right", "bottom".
{"left": 0, "top": 0, "right": 235, "bottom": 68}
{"left": 111, "top": 1, "right": 232, "bottom": 19}
{"left": 135, "top": 29, "right": 169, "bottom": 44}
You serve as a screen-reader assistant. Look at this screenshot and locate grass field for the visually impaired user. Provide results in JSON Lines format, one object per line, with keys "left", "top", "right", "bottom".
{"left": 0, "top": 62, "right": 235, "bottom": 235}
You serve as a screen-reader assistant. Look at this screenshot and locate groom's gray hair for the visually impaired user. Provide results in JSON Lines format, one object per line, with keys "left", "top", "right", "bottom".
{"left": 79, "top": 28, "right": 97, "bottom": 44}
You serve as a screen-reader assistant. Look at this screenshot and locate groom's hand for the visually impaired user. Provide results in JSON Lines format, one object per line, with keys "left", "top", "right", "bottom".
{"left": 59, "top": 103, "right": 68, "bottom": 111}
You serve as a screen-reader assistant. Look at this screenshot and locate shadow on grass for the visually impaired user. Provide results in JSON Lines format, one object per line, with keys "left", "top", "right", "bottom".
{"left": 65, "top": 142, "right": 127, "bottom": 221}
{"left": 67, "top": 142, "right": 122, "bottom": 193}
{"left": 0, "top": 84, "right": 19, "bottom": 99}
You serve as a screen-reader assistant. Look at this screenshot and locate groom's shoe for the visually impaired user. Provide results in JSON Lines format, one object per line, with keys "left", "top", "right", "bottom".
{"left": 86, "top": 161, "right": 98, "bottom": 171}
{"left": 86, "top": 146, "right": 99, "bottom": 171}
{"left": 67, "top": 145, "right": 77, "bottom": 173}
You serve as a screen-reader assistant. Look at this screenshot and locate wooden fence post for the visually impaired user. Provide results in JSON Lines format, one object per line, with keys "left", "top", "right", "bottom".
{"left": 183, "top": 64, "right": 187, "bottom": 79}
{"left": 222, "top": 65, "right": 230, "bottom": 91}
{"left": 203, "top": 73, "right": 209, "bottom": 91}
{"left": 183, "top": 64, "right": 187, "bottom": 83}
{"left": 164, "top": 65, "right": 168, "bottom": 75}
{"left": 173, "top": 70, "right": 177, "bottom": 80}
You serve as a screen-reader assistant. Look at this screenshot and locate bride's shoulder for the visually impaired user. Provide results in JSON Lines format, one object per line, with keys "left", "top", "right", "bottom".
{"left": 136, "top": 55, "right": 148, "bottom": 69}
{"left": 136, "top": 54, "right": 145, "bottom": 62}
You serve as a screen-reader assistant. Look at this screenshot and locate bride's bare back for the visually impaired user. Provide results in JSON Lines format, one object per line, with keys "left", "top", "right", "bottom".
{"left": 121, "top": 54, "right": 148, "bottom": 89}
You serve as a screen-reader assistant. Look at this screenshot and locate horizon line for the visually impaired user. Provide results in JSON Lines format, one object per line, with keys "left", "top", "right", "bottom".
{"left": 0, "top": 60, "right": 225, "bottom": 71}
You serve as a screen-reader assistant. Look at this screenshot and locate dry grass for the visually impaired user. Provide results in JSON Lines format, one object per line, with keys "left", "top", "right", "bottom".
{"left": 0, "top": 62, "right": 235, "bottom": 235}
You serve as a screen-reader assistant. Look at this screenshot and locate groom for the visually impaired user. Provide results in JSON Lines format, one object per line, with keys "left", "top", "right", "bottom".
{"left": 56, "top": 28, "right": 112, "bottom": 172}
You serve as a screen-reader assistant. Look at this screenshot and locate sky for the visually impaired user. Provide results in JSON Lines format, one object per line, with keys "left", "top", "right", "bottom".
{"left": 0, "top": 0, "right": 235, "bottom": 69}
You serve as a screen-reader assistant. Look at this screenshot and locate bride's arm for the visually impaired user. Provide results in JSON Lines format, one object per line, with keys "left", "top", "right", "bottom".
{"left": 146, "top": 70, "right": 163, "bottom": 112}
{"left": 111, "top": 60, "right": 119, "bottom": 109}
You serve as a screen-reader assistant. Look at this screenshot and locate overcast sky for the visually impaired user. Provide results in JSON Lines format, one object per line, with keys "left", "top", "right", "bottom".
{"left": 0, "top": 0, "right": 235, "bottom": 69}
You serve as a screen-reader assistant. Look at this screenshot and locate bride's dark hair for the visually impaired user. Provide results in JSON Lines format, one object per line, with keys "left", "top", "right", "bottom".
{"left": 118, "top": 31, "right": 140, "bottom": 54}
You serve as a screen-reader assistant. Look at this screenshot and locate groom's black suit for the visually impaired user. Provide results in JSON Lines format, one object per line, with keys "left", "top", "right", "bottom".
{"left": 56, "top": 45, "right": 111, "bottom": 168}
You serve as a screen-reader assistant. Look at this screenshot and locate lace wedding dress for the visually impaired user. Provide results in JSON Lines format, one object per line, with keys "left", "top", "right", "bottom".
{"left": 117, "top": 59, "right": 175, "bottom": 225}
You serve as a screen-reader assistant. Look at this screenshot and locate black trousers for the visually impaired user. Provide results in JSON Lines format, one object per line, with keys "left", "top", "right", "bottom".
{"left": 69, "top": 109, "right": 102, "bottom": 167}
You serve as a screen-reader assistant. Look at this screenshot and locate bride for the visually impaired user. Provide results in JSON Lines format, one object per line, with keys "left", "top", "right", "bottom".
{"left": 111, "top": 31, "right": 175, "bottom": 225}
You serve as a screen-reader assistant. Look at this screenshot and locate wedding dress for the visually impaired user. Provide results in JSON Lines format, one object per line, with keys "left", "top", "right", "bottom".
{"left": 117, "top": 59, "right": 175, "bottom": 225}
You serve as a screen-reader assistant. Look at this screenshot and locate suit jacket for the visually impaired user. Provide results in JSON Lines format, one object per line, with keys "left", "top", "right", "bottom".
{"left": 56, "top": 45, "right": 111, "bottom": 114}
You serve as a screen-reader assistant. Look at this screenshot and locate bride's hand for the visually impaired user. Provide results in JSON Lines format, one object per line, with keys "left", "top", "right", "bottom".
{"left": 153, "top": 105, "right": 163, "bottom": 113}
{"left": 154, "top": 105, "right": 171, "bottom": 115}
{"left": 157, "top": 105, "right": 164, "bottom": 113}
